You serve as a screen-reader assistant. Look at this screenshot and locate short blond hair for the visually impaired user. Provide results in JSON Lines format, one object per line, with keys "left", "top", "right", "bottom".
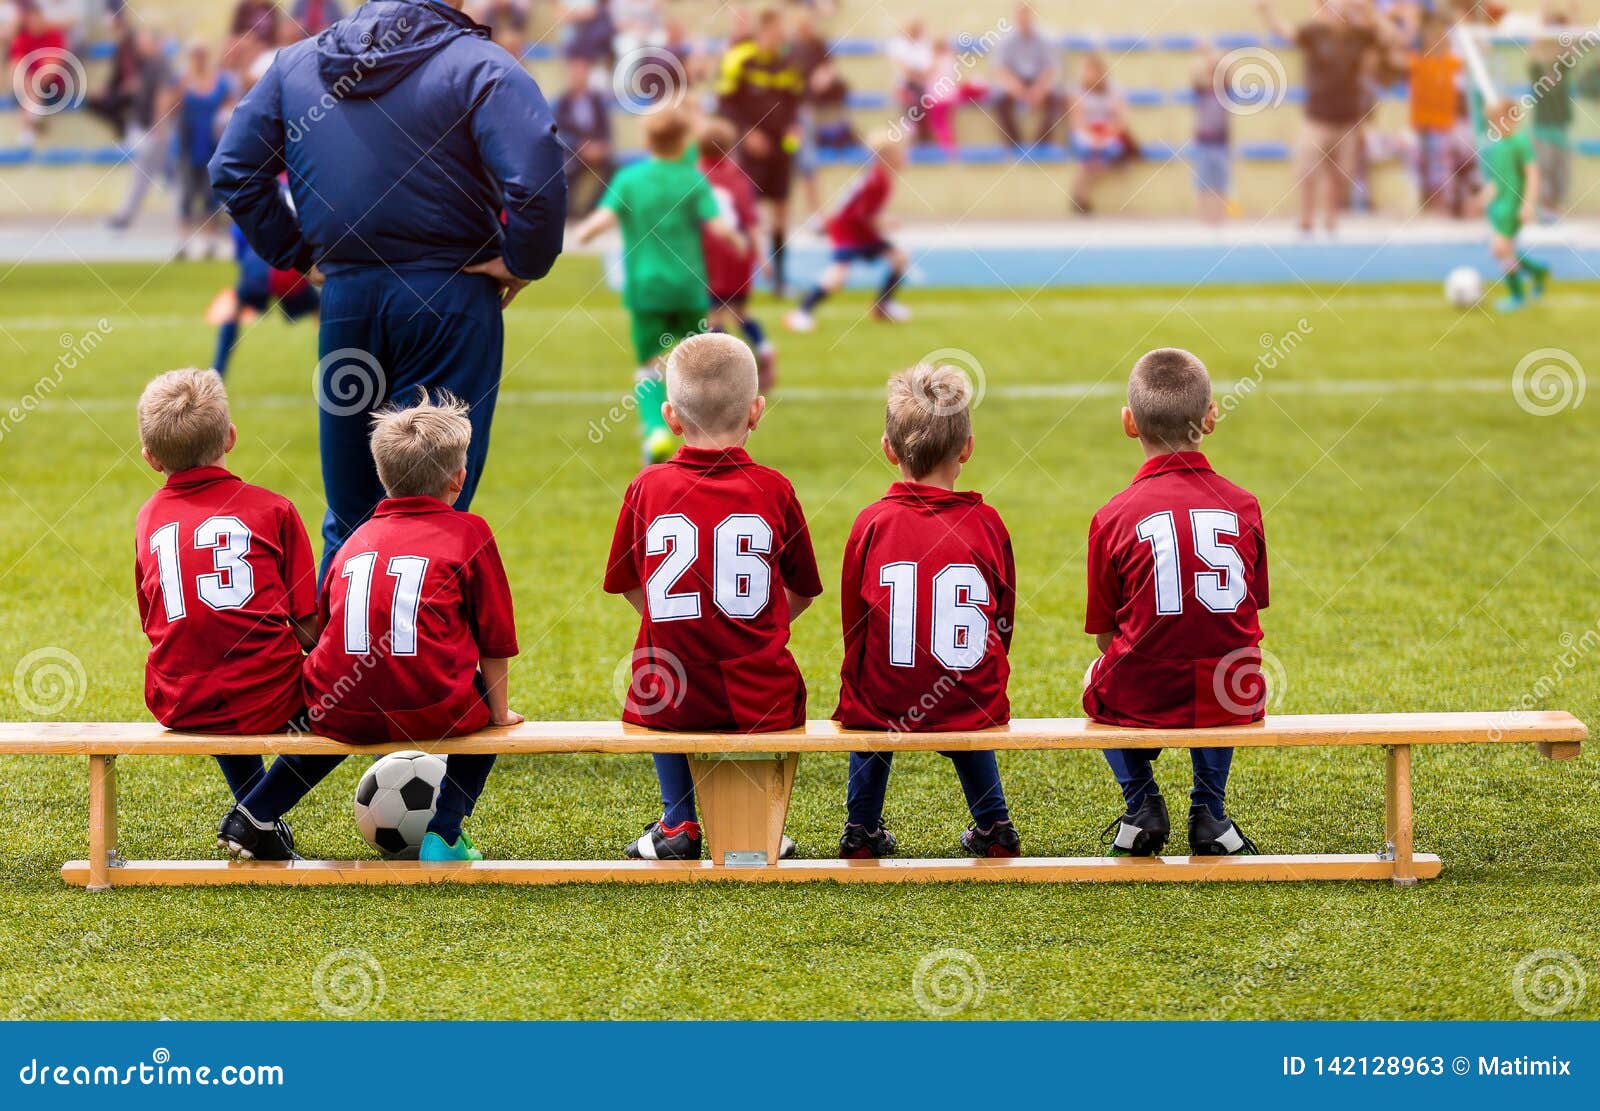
{"left": 666, "top": 333, "right": 758, "bottom": 436}
{"left": 138, "top": 369, "right": 231, "bottom": 472}
{"left": 1128, "top": 348, "right": 1212, "bottom": 451}
{"left": 645, "top": 106, "right": 692, "bottom": 158}
{"left": 369, "top": 391, "right": 472, "bottom": 499}
{"left": 885, "top": 364, "right": 972, "bottom": 478}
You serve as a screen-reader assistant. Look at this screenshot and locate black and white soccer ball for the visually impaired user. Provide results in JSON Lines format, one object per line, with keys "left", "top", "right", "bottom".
{"left": 353, "top": 751, "right": 447, "bottom": 859}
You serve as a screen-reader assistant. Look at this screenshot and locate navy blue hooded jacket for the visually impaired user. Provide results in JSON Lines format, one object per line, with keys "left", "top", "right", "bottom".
{"left": 210, "top": 0, "right": 566, "bottom": 280}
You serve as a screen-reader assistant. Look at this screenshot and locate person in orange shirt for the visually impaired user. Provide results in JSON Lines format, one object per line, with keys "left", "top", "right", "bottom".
{"left": 1408, "top": 11, "right": 1463, "bottom": 212}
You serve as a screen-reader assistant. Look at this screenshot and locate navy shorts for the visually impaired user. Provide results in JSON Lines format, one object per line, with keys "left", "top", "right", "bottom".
{"left": 832, "top": 240, "right": 893, "bottom": 264}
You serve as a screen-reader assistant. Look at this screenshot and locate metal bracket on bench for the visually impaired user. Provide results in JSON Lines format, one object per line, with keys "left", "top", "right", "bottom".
{"left": 1378, "top": 842, "right": 1396, "bottom": 862}
{"left": 107, "top": 849, "right": 127, "bottom": 870}
{"left": 722, "top": 851, "right": 769, "bottom": 867}
{"left": 690, "top": 751, "right": 785, "bottom": 762}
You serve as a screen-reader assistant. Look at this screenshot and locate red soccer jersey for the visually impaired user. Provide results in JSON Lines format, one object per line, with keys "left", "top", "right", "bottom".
{"left": 700, "top": 154, "right": 759, "bottom": 301}
{"left": 304, "top": 497, "right": 519, "bottom": 744}
{"left": 134, "top": 466, "right": 317, "bottom": 735}
{"left": 826, "top": 162, "right": 892, "bottom": 248}
{"left": 1083, "top": 452, "right": 1270, "bottom": 728}
{"left": 834, "top": 484, "right": 1015, "bottom": 732}
{"left": 604, "top": 446, "right": 824, "bottom": 733}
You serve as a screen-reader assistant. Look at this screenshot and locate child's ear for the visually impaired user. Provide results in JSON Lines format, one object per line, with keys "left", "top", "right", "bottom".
{"left": 881, "top": 434, "right": 900, "bottom": 467}
{"left": 1200, "top": 401, "right": 1220, "bottom": 437}
{"left": 747, "top": 395, "right": 766, "bottom": 431}
{"left": 958, "top": 434, "right": 974, "bottom": 464}
{"left": 140, "top": 446, "right": 165, "bottom": 475}
{"left": 663, "top": 401, "right": 685, "bottom": 437}
{"left": 1121, "top": 406, "right": 1140, "bottom": 440}
{"left": 444, "top": 466, "right": 468, "bottom": 501}
{"left": 223, "top": 423, "right": 238, "bottom": 454}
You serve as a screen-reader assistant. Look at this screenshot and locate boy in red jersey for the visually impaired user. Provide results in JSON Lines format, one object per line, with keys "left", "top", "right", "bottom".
{"left": 785, "top": 132, "right": 910, "bottom": 332}
{"left": 1084, "top": 348, "right": 1269, "bottom": 858}
{"left": 700, "top": 118, "right": 778, "bottom": 390}
{"left": 834, "top": 365, "right": 1020, "bottom": 859}
{"left": 219, "top": 393, "right": 522, "bottom": 863}
{"left": 134, "top": 369, "right": 321, "bottom": 848}
{"left": 604, "top": 333, "right": 823, "bottom": 861}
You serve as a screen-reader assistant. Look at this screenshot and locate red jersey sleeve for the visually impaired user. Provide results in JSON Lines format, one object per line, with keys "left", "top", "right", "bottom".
{"left": 603, "top": 481, "right": 643, "bottom": 595}
{"left": 838, "top": 515, "right": 868, "bottom": 650}
{"left": 280, "top": 502, "right": 318, "bottom": 621}
{"left": 1084, "top": 509, "right": 1122, "bottom": 635}
{"left": 995, "top": 519, "right": 1017, "bottom": 652}
{"left": 466, "top": 529, "right": 519, "bottom": 659}
{"left": 778, "top": 487, "right": 824, "bottom": 598}
{"left": 1251, "top": 507, "right": 1270, "bottom": 610}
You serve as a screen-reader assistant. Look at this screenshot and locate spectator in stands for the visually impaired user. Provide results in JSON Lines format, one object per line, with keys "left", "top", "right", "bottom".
{"left": 1406, "top": 9, "right": 1462, "bottom": 212}
{"left": 288, "top": 0, "right": 344, "bottom": 37}
{"left": 174, "top": 37, "right": 236, "bottom": 260}
{"left": 924, "top": 37, "right": 987, "bottom": 156}
{"left": 1259, "top": 0, "right": 1401, "bottom": 235}
{"left": 557, "top": 0, "right": 615, "bottom": 70}
{"left": 887, "top": 17, "right": 935, "bottom": 144}
{"left": 993, "top": 4, "right": 1064, "bottom": 151}
{"left": 611, "top": 0, "right": 661, "bottom": 60}
{"left": 1191, "top": 47, "right": 1233, "bottom": 224}
{"left": 553, "top": 52, "right": 613, "bottom": 219}
{"left": 231, "top": 0, "right": 279, "bottom": 42}
{"left": 7, "top": 0, "right": 74, "bottom": 147}
{"left": 1528, "top": 12, "right": 1574, "bottom": 221}
{"left": 1067, "top": 51, "right": 1130, "bottom": 215}
{"left": 789, "top": 5, "right": 833, "bottom": 215}
{"left": 470, "top": 1, "right": 531, "bottom": 58}
{"left": 89, "top": 17, "right": 174, "bottom": 230}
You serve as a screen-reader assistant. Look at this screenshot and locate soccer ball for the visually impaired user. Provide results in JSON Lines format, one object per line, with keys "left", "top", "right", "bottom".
{"left": 353, "top": 751, "right": 447, "bottom": 859}
{"left": 1445, "top": 266, "right": 1484, "bottom": 308}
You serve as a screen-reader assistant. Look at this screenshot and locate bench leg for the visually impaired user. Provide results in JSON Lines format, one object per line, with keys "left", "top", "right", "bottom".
{"left": 689, "top": 753, "right": 798, "bottom": 866}
{"left": 87, "top": 755, "right": 120, "bottom": 893}
{"left": 1384, "top": 744, "right": 1416, "bottom": 887}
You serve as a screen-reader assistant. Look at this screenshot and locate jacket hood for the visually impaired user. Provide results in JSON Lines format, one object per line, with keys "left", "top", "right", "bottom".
{"left": 316, "top": 0, "right": 486, "bottom": 99}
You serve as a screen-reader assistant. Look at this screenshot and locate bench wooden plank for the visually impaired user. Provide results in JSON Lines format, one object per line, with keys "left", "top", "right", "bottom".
{"left": 60, "top": 852, "right": 1445, "bottom": 887}
{"left": 0, "top": 711, "right": 1584, "bottom": 755}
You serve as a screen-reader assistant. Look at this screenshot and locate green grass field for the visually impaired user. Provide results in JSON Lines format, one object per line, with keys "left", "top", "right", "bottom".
{"left": 0, "top": 260, "right": 1596, "bottom": 1020}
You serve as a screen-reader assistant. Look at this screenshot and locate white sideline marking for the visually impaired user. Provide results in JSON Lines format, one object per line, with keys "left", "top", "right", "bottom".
{"left": 23, "top": 377, "right": 1513, "bottom": 415}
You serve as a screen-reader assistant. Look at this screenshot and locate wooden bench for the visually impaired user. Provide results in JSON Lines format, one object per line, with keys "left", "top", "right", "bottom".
{"left": 0, "top": 711, "right": 1583, "bottom": 891}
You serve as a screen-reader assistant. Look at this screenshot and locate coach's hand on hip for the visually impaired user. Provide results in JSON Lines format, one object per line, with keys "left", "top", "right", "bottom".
{"left": 465, "top": 257, "right": 531, "bottom": 309}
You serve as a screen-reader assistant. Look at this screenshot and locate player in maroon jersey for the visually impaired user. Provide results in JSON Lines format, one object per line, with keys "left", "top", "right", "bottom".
{"left": 785, "top": 132, "right": 911, "bottom": 332}
{"left": 834, "top": 365, "right": 1020, "bottom": 859}
{"left": 219, "top": 393, "right": 522, "bottom": 863}
{"left": 699, "top": 118, "right": 778, "bottom": 390}
{"left": 133, "top": 369, "right": 322, "bottom": 852}
{"left": 605, "top": 333, "right": 823, "bottom": 861}
{"left": 1084, "top": 348, "right": 1269, "bottom": 858}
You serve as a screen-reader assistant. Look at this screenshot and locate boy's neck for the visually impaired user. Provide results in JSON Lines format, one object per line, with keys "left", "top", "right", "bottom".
{"left": 1141, "top": 441, "right": 1201, "bottom": 461}
{"left": 681, "top": 433, "right": 749, "bottom": 452}
{"left": 901, "top": 463, "right": 959, "bottom": 491}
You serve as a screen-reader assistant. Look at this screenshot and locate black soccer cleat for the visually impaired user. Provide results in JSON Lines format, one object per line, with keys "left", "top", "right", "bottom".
{"left": 217, "top": 805, "right": 301, "bottom": 861}
{"left": 1188, "top": 805, "right": 1260, "bottom": 856}
{"left": 839, "top": 822, "right": 897, "bottom": 859}
{"left": 1102, "top": 792, "right": 1171, "bottom": 857}
{"left": 961, "top": 820, "right": 1022, "bottom": 858}
{"left": 624, "top": 818, "right": 703, "bottom": 861}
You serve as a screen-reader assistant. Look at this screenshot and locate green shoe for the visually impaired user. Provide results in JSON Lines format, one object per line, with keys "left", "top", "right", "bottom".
{"left": 419, "top": 831, "right": 482, "bottom": 862}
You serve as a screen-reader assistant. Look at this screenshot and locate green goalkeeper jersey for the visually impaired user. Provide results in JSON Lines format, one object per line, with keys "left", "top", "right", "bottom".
{"left": 1482, "top": 129, "right": 1535, "bottom": 217}
{"left": 600, "top": 156, "right": 719, "bottom": 314}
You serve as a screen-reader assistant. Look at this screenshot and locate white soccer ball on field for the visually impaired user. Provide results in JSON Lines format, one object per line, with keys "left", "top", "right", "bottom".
{"left": 353, "top": 750, "right": 447, "bottom": 859}
{"left": 1445, "top": 266, "right": 1484, "bottom": 308}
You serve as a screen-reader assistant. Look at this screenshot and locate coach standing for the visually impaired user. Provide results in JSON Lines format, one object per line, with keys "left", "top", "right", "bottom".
{"left": 210, "top": 0, "right": 566, "bottom": 578}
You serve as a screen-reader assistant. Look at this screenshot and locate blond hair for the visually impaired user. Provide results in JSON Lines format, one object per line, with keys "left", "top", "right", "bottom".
{"left": 666, "top": 332, "right": 759, "bottom": 437}
{"left": 885, "top": 364, "right": 972, "bottom": 479}
{"left": 645, "top": 106, "right": 692, "bottom": 158}
{"left": 369, "top": 391, "right": 472, "bottom": 499}
{"left": 138, "top": 369, "right": 231, "bottom": 472}
{"left": 1128, "top": 348, "right": 1212, "bottom": 451}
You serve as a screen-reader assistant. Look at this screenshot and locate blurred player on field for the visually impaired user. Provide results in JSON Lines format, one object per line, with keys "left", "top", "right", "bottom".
{"left": 1084, "top": 348, "right": 1269, "bottom": 858}
{"left": 575, "top": 107, "right": 745, "bottom": 465}
{"left": 133, "top": 369, "right": 322, "bottom": 854}
{"left": 208, "top": 224, "right": 320, "bottom": 377}
{"left": 220, "top": 393, "right": 522, "bottom": 863}
{"left": 700, "top": 118, "right": 777, "bottom": 390}
{"left": 834, "top": 365, "right": 1021, "bottom": 859}
{"left": 605, "top": 334, "right": 823, "bottom": 861}
{"left": 1480, "top": 99, "right": 1550, "bottom": 312}
{"left": 785, "top": 132, "right": 910, "bottom": 333}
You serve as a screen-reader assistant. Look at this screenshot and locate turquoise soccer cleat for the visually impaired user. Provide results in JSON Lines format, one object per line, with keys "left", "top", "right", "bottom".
{"left": 1495, "top": 295, "right": 1525, "bottom": 314}
{"left": 419, "top": 831, "right": 483, "bottom": 862}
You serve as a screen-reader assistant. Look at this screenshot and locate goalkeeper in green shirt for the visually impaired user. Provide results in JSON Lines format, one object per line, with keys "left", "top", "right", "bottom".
{"left": 576, "top": 107, "right": 746, "bottom": 464}
{"left": 1480, "top": 99, "right": 1550, "bottom": 313}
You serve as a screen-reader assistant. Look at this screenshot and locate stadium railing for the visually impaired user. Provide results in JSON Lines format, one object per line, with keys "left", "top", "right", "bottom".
{"left": 0, "top": 711, "right": 1584, "bottom": 890}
